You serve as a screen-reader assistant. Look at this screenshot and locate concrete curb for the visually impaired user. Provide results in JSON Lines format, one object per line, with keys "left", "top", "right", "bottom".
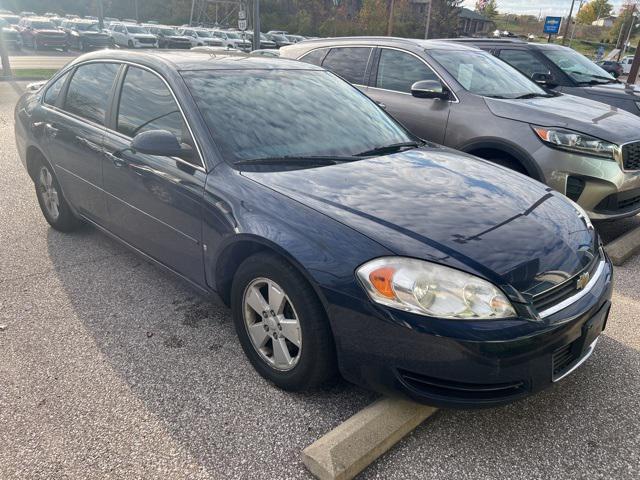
{"left": 302, "top": 398, "right": 438, "bottom": 480}
{"left": 604, "top": 224, "right": 640, "bottom": 265}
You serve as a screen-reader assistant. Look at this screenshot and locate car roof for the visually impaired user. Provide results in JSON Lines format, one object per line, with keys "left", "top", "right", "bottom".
{"left": 446, "top": 38, "right": 570, "bottom": 51}
{"left": 290, "top": 36, "right": 481, "bottom": 51}
{"left": 68, "top": 49, "right": 322, "bottom": 72}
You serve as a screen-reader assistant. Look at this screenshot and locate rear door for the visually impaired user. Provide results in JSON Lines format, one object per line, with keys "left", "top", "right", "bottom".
{"left": 42, "top": 62, "right": 120, "bottom": 223}
{"left": 318, "top": 46, "right": 373, "bottom": 95}
{"left": 367, "top": 47, "right": 450, "bottom": 144}
{"left": 102, "top": 65, "right": 207, "bottom": 284}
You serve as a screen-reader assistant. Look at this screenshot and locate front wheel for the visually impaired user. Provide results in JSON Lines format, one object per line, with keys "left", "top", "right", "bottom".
{"left": 128, "top": 40, "right": 134, "bottom": 48}
{"left": 34, "top": 161, "right": 81, "bottom": 232}
{"left": 231, "top": 253, "right": 337, "bottom": 391}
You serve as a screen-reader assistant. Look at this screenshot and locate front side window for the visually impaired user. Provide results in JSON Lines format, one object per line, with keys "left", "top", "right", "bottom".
{"left": 64, "top": 63, "right": 119, "bottom": 124}
{"left": 321, "top": 47, "right": 372, "bottom": 85}
{"left": 376, "top": 49, "right": 438, "bottom": 93}
{"left": 430, "top": 49, "right": 548, "bottom": 99}
{"left": 44, "top": 71, "right": 69, "bottom": 105}
{"left": 497, "top": 49, "right": 551, "bottom": 79}
{"left": 117, "top": 66, "right": 188, "bottom": 145}
{"left": 182, "top": 69, "right": 412, "bottom": 164}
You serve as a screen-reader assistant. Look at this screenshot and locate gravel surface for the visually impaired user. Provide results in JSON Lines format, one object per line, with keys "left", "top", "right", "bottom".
{"left": 1, "top": 81, "right": 638, "bottom": 480}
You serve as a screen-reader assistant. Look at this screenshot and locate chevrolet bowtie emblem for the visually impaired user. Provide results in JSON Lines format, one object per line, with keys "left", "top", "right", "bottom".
{"left": 576, "top": 272, "right": 590, "bottom": 290}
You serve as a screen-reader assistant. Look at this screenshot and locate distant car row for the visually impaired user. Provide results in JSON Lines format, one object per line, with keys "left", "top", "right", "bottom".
{"left": 0, "top": 10, "right": 311, "bottom": 52}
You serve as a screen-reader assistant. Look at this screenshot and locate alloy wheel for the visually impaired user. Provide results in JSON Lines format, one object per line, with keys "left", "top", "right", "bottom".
{"left": 39, "top": 166, "right": 60, "bottom": 220}
{"left": 242, "top": 277, "right": 302, "bottom": 371}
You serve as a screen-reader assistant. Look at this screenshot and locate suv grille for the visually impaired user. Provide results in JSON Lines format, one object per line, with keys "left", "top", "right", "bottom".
{"left": 138, "top": 37, "right": 156, "bottom": 44}
{"left": 622, "top": 142, "right": 640, "bottom": 170}
{"left": 532, "top": 250, "right": 600, "bottom": 315}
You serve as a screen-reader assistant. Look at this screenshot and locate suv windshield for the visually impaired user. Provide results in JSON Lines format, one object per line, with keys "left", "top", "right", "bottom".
{"left": 196, "top": 30, "right": 211, "bottom": 37}
{"left": 31, "top": 21, "right": 55, "bottom": 29}
{"left": 183, "top": 69, "right": 413, "bottom": 164}
{"left": 430, "top": 49, "right": 548, "bottom": 99}
{"left": 543, "top": 48, "right": 616, "bottom": 84}
{"left": 159, "top": 27, "right": 175, "bottom": 35}
{"left": 125, "top": 25, "right": 147, "bottom": 34}
{"left": 75, "top": 22, "right": 100, "bottom": 31}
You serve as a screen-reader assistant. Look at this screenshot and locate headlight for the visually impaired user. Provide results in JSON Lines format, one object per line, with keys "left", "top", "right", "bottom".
{"left": 532, "top": 126, "right": 616, "bottom": 159}
{"left": 356, "top": 257, "right": 516, "bottom": 319}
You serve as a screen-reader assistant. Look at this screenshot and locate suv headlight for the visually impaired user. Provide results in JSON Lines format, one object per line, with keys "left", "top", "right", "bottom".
{"left": 356, "top": 257, "right": 516, "bottom": 319}
{"left": 532, "top": 126, "right": 616, "bottom": 159}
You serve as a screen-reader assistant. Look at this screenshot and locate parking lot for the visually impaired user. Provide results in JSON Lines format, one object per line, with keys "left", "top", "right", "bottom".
{"left": 1, "top": 79, "right": 639, "bottom": 479}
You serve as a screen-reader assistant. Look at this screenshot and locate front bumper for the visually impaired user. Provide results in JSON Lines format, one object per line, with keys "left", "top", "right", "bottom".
{"left": 536, "top": 146, "right": 640, "bottom": 220}
{"left": 35, "top": 36, "right": 67, "bottom": 47}
{"left": 325, "top": 255, "right": 613, "bottom": 408}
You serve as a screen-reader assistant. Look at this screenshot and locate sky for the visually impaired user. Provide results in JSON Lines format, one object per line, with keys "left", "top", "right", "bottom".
{"left": 462, "top": 0, "right": 633, "bottom": 17}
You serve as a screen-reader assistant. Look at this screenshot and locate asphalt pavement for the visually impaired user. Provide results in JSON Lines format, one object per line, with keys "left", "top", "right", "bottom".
{"left": 8, "top": 48, "right": 78, "bottom": 70}
{"left": 1, "top": 81, "right": 639, "bottom": 480}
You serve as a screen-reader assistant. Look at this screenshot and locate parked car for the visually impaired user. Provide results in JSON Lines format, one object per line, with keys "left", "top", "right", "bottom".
{"left": 19, "top": 11, "right": 36, "bottom": 17}
{"left": 251, "top": 48, "right": 280, "bottom": 57}
{"left": 64, "top": 19, "right": 114, "bottom": 51}
{"left": 179, "top": 27, "right": 223, "bottom": 47}
{"left": 596, "top": 60, "right": 623, "bottom": 78}
{"left": 282, "top": 37, "right": 640, "bottom": 220}
{"left": 620, "top": 55, "right": 634, "bottom": 74}
{"left": 145, "top": 25, "right": 191, "bottom": 49}
{"left": 245, "top": 31, "right": 277, "bottom": 49}
{"left": 285, "top": 34, "right": 305, "bottom": 43}
{"left": 18, "top": 17, "right": 68, "bottom": 50}
{"left": 451, "top": 39, "right": 640, "bottom": 117}
{"left": 0, "top": 17, "right": 21, "bottom": 49}
{"left": 191, "top": 45, "right": 241, "bottom": 54}
{"left": 210, "top": 29, "right": 252, "bottom": 51}
{"left": 0, "top": 13, "right": 20, "bottom": 28}
{"left": 15, "top": 50, "right": 612, "bottom": 408}
{"left": 108, "top": 22, "right": 157, "bottom": 48}
{"left": 266, "top": 32, "right": 292, "bottom": 48}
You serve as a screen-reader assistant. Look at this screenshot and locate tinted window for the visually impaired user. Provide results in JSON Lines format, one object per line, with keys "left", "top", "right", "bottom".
{"left": 64, "top": 63, "right": 119, "bottom": 124}
{"left": 322, "top": 47, "right": 372, "bottom": 85}
{"left": 44, "top": 71, "right": 69, "bottom": 105}
{"left": 498, "top": 49, "right": 551, "bottom": 78}
{"left": 117, "top": 67, "right": 186, "bottom": 142}
{"left": 376, "top": 49, "right": 438, "bottom": 93}
{"left": 300, "top": 48, "right": 328, "bottom": 66}
{"left": 182, "top": 69, "right": 411, "bottom": 164}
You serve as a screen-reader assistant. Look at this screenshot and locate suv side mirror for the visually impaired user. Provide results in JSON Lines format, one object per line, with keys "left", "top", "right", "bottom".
{"left": 131, "top": 130, "right": 185, "bottom": 157}
{"left": 531, "top": 72, "right": 556, "bottom": 87}
{"left": 411, "top": 80, "right": 450, "bottom": 100}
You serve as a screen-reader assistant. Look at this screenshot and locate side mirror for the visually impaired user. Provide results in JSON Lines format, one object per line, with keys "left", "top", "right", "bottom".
{"left": 411, "top": 80, "right": 450, "bottom": 100}
{"left": 531, "top": 72, "right": 556, "bottom": 87}
{"left": 131, "top": 130, "right": 185, "bottom": 157}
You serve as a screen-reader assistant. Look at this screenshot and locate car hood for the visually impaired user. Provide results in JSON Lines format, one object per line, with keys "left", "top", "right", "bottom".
{"left": 168, "top": 35, "right": 190, "bottom": 40}
{"left": 34, "top": 29, "right": 65, "bottom": 35}
{"left": 241, "top": 147, "right": 596, "bottom": 298}
{"left": 485, "top": 93, "right": 640, "bottom": 144}
{"left": 581, "top": 81, "right": 640, "bottom": 100}
{"left": 80, "top": 31, "right": 109, "bottom": 37}
{"left": 132, "top": 33, "right": 155, "bottom": 39}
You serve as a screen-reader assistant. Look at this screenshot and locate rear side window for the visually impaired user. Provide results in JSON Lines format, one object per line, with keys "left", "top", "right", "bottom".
{"left": 322, "top": 47, "right": 372, "bottom": 85}
{"left": 43, "top": 71, "right": 69, "bottom": 105}
{"left": 498, "top": 49, "right": 551, "bottom": 78}
{"left": 117, "top": 67, "right": 195, "bottom": 157}
{"left": 64, "top": 63, "right": 119, "bottom": 124}
{"left": 376, "top": 49, "right": 438, "bottom": 93}
{"left": 300, "top": 48, "right": 328, "bottom": 66}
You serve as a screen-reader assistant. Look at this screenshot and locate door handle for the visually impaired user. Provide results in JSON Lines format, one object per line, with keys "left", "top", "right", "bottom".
{"left": 105, "top": 151, "right": 127, "bottom": 168}
{"left": 44, "top": 123, "right": 59, "bottom": 138}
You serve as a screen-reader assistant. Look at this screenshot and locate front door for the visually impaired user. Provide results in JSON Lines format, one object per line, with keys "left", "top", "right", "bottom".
{"left": 102, "top": 65, "right": 207, "bottom": 285}
{"left": 367, "top": 48, "right": 450, "bottom": 144}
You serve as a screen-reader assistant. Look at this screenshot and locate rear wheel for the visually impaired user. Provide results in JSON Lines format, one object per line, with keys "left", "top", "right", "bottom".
{"left": 34, "top": 160, "right": 81, "bottom": 232}
{"left": 127, "top": 39, "right": 134, "bottom": 48}
{"left": 33, "top": 38, "right": 39, "bottom": 50}
{"left": 231, "top": 252, "right": 337, "bottom": 391}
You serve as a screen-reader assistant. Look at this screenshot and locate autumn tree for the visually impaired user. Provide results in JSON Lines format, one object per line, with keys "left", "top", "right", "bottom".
{"left": 576, "top": 0, "right": 613, "bottom": 25}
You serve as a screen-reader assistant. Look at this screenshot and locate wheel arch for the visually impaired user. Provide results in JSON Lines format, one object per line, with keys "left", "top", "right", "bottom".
{"left": 25, "top": 144, "right": 50, "bottom": 182}
{"left": 459, "top": 138, "right": 544, "bottom": 182}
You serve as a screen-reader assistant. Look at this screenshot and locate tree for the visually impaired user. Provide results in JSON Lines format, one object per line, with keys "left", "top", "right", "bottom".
{"left": 476, "top": 0, "right": 498, "bottom": 19}
{"left": 576, "top": 0, "right": 613, "bottom": 25}
{"left": 428, "top": 0, "right": 464, "bottom": 38}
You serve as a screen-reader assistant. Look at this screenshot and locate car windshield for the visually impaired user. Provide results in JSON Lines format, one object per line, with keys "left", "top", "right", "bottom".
{"left": 159, "top": 27, "right": 175, "bottom": 35}
{"left": 75, "top": 22, "right": 99, "bottom": 31}
{"left": 125, "top": 25, "right": 147, "bottom": 33}
{"left": 31, "top": 21, "right": 55, "bottom": 29}
{"left": 226, "top": 31, "right": 241, "bottom": 39}
{"left": 430, "top": 49, "right": 548, "bottom": 99}
{"left": 543, "top": 47, "right": 615, "bottom": 84}
{"left": 182, "top": 69, "right": 413, "bottom": 164}
{"left": 196, "top": 30, "right": 211, "bottom": 37}
{"left": 1, "top": 15, "right": 19, "bottom": 24}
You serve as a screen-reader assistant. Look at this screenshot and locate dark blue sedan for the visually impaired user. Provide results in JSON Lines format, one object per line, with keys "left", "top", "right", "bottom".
{"left": 14, "top": 51, "right": 612, "bottom": 407}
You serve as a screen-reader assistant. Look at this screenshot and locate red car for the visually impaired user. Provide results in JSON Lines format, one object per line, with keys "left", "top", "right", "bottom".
{"left": 18, "top": 17, "right": 68, "bottom": 50}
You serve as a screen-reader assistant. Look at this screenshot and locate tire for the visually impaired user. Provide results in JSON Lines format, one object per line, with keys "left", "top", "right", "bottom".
{"left": 33, "top": 159, "right": 81, "bottom": 232}
{"left": 231, "top": 252, "right": 337, "bottom": 391}
{"left": 487, "top": 156, "right": 527, "bottom": 175}
{"left": 80, "top": 40, "right": 87, "bottom": 52}
{"left": 128, "top": 40, "right": 134, "bottom": 48}
{"left": 33, "top": 38, "right": 39, "bottom": 51}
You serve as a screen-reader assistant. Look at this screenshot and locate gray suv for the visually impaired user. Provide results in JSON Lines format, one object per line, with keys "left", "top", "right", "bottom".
{"left": 281, "top": 37, "right": 640, "bottom": 220}
{"left": 451, "top": 38, "right": 640, "bottom": 117}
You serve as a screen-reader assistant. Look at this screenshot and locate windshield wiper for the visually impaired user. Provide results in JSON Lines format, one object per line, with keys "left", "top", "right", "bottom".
{"left": 234, "top": 155, "right": 357, "bottom": 166}
{"left": 569, "top": 71, "right": 618, "bottom": 84}
{"left": 355, "top": 141, "right": 422, "bottom": 157}
{"left": 515, "top": 92, "right": 553, "bottom": 99}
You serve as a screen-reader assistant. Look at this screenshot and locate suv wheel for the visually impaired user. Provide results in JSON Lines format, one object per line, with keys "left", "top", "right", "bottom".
{"left": 128, "top": 39, "right": 134, "bottom": 48}
{"left": 231, "top": 252, "right": 337, "bottom": 391}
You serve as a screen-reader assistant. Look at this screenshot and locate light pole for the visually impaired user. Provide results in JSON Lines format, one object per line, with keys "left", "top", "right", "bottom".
{"left": 424, "top": 0, "right": 432, "bottom": 39}
{"left": 561, "top": 0, "right": 576, "bottom": 46}
{"left": 622, "top": 8, "right": 638, "bottom": 58}
{"left": 253, "top": 0, "right": 260, "bottom": 50}
{"left": 568, "top": 0, "right": 583, "bottom": 47}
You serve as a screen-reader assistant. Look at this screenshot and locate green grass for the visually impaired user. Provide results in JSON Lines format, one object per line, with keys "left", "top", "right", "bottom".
{"left": 9, "top": 68, "right": 58, "bottom": 79}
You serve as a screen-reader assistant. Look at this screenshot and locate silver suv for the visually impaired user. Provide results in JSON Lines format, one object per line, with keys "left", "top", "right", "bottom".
{"left": 281, "top": 37, "right": 640, "bottom": 220}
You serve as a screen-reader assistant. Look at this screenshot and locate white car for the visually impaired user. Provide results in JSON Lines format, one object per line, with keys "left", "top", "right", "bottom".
{"left": 210, "top": 29, "right": 252, "bottom": 51}
{"left": 109, "top": 22, "right": 157, "bottom": 48}
{"left": 621, "top": 55, "right": 634, "bottom": 74}
{"left": 179, "top": 28, "right": 223, "bottom": 47}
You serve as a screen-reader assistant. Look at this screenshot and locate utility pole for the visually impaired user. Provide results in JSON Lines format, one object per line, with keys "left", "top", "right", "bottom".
{"left": 0, "top": 29, "right": 10, "bottom": 78}
{"left": 424, "top": 0, "right": 432, "bottom": 39}
{"left": 253, "top": 0, "right": 260, "bottom": 50}
{"left": 189, "top": 0, "right": 196, "bottom": 26}
{"left": 561, "top": 0, "right": 576, "bottom": 45}
{"left": 97, "top": 0, "right": 104, "bottom": 30}
{"left": 622, "top": 7, "right": 637, "bottom": 59}
{"left": 387, "top": 0, "right": 395, "bottom": 36}
{"left": 134, "top": 0, "right": 139, "bottom": 22}
{"left": 568, "top": 0, "right": 583, "bottom": 47}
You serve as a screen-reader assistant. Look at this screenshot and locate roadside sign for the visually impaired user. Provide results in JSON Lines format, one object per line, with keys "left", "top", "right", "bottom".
{"left": 543, "top": 16, "right": 562, "bottom": 35}
{"left": 238, "top": 18, "right": 247, "bottom": 31}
